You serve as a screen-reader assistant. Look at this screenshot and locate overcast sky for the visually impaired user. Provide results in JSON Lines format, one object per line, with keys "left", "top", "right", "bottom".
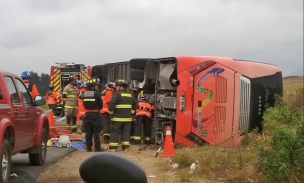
{"left": 1, "top": 0, "right": 303, "bottom": 76}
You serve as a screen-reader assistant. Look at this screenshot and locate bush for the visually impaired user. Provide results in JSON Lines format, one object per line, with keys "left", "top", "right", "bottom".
{"left": 256, "top": 87, "right": 304, "bottom": 182}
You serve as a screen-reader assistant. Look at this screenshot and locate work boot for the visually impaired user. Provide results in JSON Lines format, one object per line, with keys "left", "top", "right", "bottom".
{"left": 95, "top": 146, "right": 105, "bottom": 152}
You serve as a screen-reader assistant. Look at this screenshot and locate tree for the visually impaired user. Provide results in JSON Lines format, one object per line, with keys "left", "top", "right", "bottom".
{"left": 29, "top": 71, "right": 50, "bottom": 96}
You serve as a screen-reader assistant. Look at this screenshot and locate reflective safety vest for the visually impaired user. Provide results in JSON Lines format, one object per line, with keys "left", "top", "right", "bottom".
{"left": 77, "top": 88, "right": 87, "bottom": 117}
{"left": 136, "top": 101, "right": 153, "bottom": 118}
{"left": 100, "top": 87, "right": 112, "bottom": 113}
{"left": 46, "top": 91, "right": 58, "bottom": 105}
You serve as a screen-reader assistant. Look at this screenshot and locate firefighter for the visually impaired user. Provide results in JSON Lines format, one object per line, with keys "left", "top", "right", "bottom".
{"left": 20, "top": 71, "right": 40, "bottom": 98}
{"left": 45, "top": 84, "right": 59, "bottom": 119}
{"left": 134, "top": 96, "right": 153, "bottom": 145}
{"left": 78, "top": 81, "right": 87, "bottom": 133}
{"left": 100, "top": 82, "right": 115, "bottom": 144}
{"left": 108, "top": 79, "right": 137, "bottom": 151}
{"left": 62, "top": 75, "right": 78, "bottom": 132}
{"left": 83, "top": 78, "right": 104, "bottom": 152}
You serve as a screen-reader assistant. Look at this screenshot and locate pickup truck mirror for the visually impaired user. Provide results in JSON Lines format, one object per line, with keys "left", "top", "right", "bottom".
{"left": 34, "top": 96, "right": 46, "bottom": 106}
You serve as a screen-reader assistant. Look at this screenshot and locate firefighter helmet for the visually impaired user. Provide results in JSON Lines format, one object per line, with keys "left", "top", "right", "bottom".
{"left": 86, "top": 78, "right": 98, "bottom": 87}
{"left": 105, "top": 82, "right": 114, "bottom": 88}
{"left": 68, "top": 74, "right": 77, "bottom": 82}
{"left": 139, "top": 97, "right": 147, "bottom": 101}
{"left": 21, "top": 71, "right": 31, "bottom": 79}
{"left": 49, "top": 84, "right": 54, "bottom": 89}
{"left": 115, "top": 79, "right": 128, "bottom": 87}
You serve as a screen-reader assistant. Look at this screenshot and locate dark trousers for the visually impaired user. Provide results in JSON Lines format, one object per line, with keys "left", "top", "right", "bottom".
{"left": 134, "top": 115, "right": 151, "bottom": 145}
{"left": 48, "top": 104, "right": 57, "bottom": 119}
{"left": 109, "top": 122, "right": 131, "bottom": 149}
{"left": 101, "top": 113, "right": 111, "bottom": 140}
{"left": 80, "top": 116, "right": 86, "bottom": 133}
{"left": 85, "top": 112, "right": 101, "bottom": 151}
{"left": 130, "top": 119, "right": 135, "bottom": 142}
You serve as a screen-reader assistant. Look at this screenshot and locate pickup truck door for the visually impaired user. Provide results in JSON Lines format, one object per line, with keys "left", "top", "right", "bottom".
{"left": 192, "top": 63, "right": 235, "bottom": 145}
{"left": 3, "top": 76, "right": 27, "bottom": 149}
{"left": 15, "top": 78, "right": 37, "bottom": 145}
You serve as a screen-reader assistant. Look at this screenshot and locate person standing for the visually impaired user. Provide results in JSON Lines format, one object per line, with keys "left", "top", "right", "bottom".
{"left": 108, "top": 79, "right": 137, "bottom": 151}
{"left": 133, "top": 96, "right": 153, "bottom": 145}
{"left": 78, "top": 81, "right": 87, "bottom": 133}
{"left": 45, "top": 84, "right": 59, "bottom": 120}
{"left": 83, "top": 78, "right": 104, "bottom": 152}
{"left": 100, "top": 82, "right": 115, "bottom": 144}
{"left": 20, "top": 71, "right": 40, "bottom": 98}
{"left": 62, "top": 75, "right": 78, "bottom": 132}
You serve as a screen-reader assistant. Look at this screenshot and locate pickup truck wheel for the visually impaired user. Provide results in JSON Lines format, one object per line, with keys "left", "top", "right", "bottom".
{"left": 1, "top": 139, "right": 11, "bottom": 183}
{"left": 29, "top": 128, "right": 47, "bottom": 166}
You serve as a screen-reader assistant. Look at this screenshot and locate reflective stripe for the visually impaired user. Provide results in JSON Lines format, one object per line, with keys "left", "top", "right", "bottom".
{"left": 144, "top": 137, "right": 150, "bottom": 140}
{"left": 109, "top": 143, "right": 119, "bottom": 147}
{"left": 111, "top": 117, "right": 132, "bottom": 122}
{"left": 131, "top": 110, "right": 135, "bottom": 114}
{"left": 166, "top": 131, "right": 172, "bottom": 135}
{"left": 63, "top": 92, "right": 68, "bottom": 95}
{"left": 67, "top": 95, "right": 77, "bottom": 98}
{"left": 115, "top": 104, "right": 132, "bottom": 108}
{"left": 121, "top": 141, "right": 130, "bottom": 145}
{"left": 63, "top": 99, "right": 67, "bottom": 101}
{"left": 83, "top": 99, "right": 95, "bottom": 101}
{"left": 136, "top": 111, "right": 151, "bottom": 117}
{"left": 134, "top": 136, "right": 141, "bottom": 140}
{"left": 85, "top": 109, "right": 99, "bottom": 112}
{"left": 103, "top": 133, "right": 110, "bottom": 136}
{"left": 121, "top": 93, "right": 132, "bottom": 97}
{"left": 130, "top": 136, "right": 134, "bottom": 139}
{"left": 57, "top": 107, "right": 62, "bottom": 109}
{"left": 70, "top": 126, "right": 77, "bottom": 129}
{"left": 65, "top": 106, "right": 78, "bottom": 109}
{"left": 108, "top": 111, "right": 113, "bottom": 114}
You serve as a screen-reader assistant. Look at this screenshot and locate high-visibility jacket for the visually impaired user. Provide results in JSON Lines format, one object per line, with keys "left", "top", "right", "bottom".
{"left": 136, "top": 101, "right": 153, "bottom": 118}
{"left": 100, "top": 87, "right": 113, "bottom": 113}
{"left": 62, "top": 84, "right": 78, "bottom": 109}
{"left": 77, "top": 88, "right": 87, "bottom": 117}
{"left": 108, "top": 89, "right": 137, "bottom": 122}
{"left": 24, "top": 81, "right": 40, "bottom": 98}
{"left": 46, "top": 90, "right": 58, "bottom": 105}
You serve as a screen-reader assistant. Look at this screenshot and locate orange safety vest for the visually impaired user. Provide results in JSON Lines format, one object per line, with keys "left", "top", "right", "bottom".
{"left": 136, "top": 101, "right": 153, "bottom": 118}
{"left": 77, "top": 88, "right": 87, "bottom": 117}
{"left": 100, "top": 87, "right": 113, "bottom": 113}
{"left": 46, "top": 91, "right": 58, "bottom": 105}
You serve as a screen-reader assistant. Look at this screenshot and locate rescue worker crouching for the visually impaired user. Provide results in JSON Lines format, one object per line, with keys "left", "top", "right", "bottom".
{"left": 134, "top": 96, "right": 153, "bottom": 145}
{"left": 46, "top": 84, "right": 59, "bottom": 120}
{"left": 78, "top": 81, "right": 87, "bottom": 133}
{"left": 100, "top": 82, "right": 115, "bottom": 144}
{"left": 108, "top": 79, "right": 137, "bottom": 151}
{"left": 83, "top": 78, "right": 104, "bottom": 152}
{"left": 62, "top": 75, "right": 78, "bottom": 132}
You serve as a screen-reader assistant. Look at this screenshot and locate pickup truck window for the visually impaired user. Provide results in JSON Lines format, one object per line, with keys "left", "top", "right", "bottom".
{"left": 15, "top": 78, "right": 33, "bottom": 105}
{"left": 4, "top": 76, "right": 20, "bottom": 104}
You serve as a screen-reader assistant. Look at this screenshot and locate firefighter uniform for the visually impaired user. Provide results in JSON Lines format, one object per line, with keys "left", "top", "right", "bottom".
{"left": 78, "top": 82, "right": 87, "bottom": 133}
{"left": 108, "top": 80, "right": 137, "bottom": 150}
{"left": 45, "top": 84, "right": 59, "bottom": 119}
{"left": 83, "top": 79, "right": 103, "bottom": 152}
{"left": 62, "top": 75, "right": 78, "bottom": 130}
{"left": 134, "top": 97, "right": 153, "bottom": 145}
{"left": 100, "top": 84, "right": 114, "bottom": 143}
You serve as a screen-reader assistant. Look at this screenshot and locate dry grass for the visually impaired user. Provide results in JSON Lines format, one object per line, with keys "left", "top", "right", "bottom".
{"left": 283, "top": 76, "right": 303, "bottom": 92}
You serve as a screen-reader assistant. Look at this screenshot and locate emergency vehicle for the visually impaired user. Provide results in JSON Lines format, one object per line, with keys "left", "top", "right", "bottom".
{"left": 91, "top": 56, "right": 283, "bottom": 147}
{"left": 49, "top": 62, "right": 92, "bottom": 114}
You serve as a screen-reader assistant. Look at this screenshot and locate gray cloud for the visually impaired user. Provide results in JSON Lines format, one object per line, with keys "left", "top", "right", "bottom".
{"left": 0, "top": 0, "right": 302, "bottom": 76}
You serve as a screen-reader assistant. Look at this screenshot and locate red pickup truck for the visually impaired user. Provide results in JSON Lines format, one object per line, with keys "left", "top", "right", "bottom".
{"left": 0, "top": 71, "right": 49, "bottom": 183}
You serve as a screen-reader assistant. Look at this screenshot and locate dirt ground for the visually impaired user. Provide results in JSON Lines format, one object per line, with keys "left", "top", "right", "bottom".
{"left": 34, "top": 144, "right": 195, "bottom": 183}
